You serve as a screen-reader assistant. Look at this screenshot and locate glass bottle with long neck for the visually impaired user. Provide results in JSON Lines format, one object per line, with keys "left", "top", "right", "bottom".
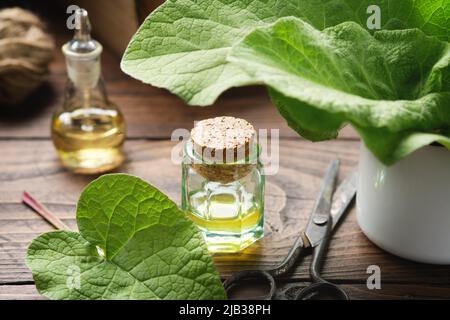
{"left": 52, "top": 9, "right": 125, "bottom": 174}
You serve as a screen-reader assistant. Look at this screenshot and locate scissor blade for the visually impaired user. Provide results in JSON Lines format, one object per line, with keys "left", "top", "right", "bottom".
{"left": 304, "top": 160, "right": 339, "bottom": 248}
{"left": 331, "top": 169, "right": 358, "bottom": 229}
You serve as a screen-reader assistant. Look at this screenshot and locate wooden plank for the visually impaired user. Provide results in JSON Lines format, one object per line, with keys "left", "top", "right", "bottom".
{"left": 0, "top": 25, "right": 359, "bottom": 140}
{"left": 276, "top": 282, "right": 450, "bottom": 300}
{"left": 2, "top": 282, "right": 450, "bottom": 300}
{"left": 2, "top": 139, "right": 450, "bottom": 295}
{"left": 0, "top": 285, "right": 44, "bottom": 300}
{"left": 0, "top": 139, "right": 359, "bottom": 204}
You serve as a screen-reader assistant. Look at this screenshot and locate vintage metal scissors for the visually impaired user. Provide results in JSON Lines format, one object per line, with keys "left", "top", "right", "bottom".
{"left": 224, "top": 160, "right": 357, "bottom": 300}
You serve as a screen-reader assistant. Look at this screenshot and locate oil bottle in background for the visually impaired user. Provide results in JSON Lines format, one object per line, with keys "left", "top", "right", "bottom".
{"left": 52, "top": 9, "right": 125, "bottom": 174}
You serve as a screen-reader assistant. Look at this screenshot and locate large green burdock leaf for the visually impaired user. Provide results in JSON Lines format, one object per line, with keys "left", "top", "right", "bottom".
{"left": 26, "top": 174, "right": 226, "bottom": 300}
{"left": 121, "top": 0, "right": 449, "bottom": 106}
{"left": 228, "top": 18, "right": 450, "bottom": 164}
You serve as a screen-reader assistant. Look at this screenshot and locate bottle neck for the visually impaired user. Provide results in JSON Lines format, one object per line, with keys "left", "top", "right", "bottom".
{"left": 63, "top": 43, "right": 103, "bottom": 89}
{"left": 62, "top": 43, "right": 109, "bottom": 110}
{"left": 184, "top": 139, "right": 260, "bottom": 184}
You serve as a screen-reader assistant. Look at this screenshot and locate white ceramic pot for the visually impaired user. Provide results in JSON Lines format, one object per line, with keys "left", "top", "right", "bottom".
{"left": 357, "top": 143, "right": 450, "bottom": 264}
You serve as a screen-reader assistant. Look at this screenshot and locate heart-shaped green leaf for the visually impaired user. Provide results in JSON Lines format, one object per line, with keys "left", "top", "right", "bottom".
{"left": 26, "top": 174, "right": 226, "bottom": 300}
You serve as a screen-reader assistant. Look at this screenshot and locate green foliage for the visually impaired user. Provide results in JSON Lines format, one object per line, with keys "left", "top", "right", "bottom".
{"left": 27, "top": 174, "right": 226, "bottom": 300}
{"left": 121, "top": 0, "right": 450, "bottom": 164}
{"left": 229, "top": 18, "right": 450, "bottom": 164}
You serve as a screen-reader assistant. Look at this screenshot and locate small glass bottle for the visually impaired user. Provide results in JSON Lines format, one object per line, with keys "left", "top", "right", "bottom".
{"left": 182, "top": 117, "right": 264, "bottom": 253}
{"left": 51, "top": 9, "right": 125, "bottom": 174}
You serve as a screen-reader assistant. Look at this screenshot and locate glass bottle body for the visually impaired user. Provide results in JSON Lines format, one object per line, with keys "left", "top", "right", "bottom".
{"left": 51, "top": 78, "right": 125, "bottom": 174}
{"left": 182, "top": 140, "right": 264, "bottom": 253}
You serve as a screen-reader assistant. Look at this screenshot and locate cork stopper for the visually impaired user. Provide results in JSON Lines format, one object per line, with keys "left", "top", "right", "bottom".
{"left": 188, "top": 117, "right": 258, "bottom": 183}
{"left": 191, "top": 117, "right": 255, "bottom": 163}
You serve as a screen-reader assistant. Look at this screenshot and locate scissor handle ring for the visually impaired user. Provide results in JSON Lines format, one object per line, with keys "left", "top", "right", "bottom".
{"left": 223, "top": 270, "right": 276, "bottom": 300}
{"left": 295, "top": 282, "right": 349, "bottom": 300}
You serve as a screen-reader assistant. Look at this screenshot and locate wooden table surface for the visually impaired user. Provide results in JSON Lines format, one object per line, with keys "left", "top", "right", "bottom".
{"left": 1, "top": 6, "right": 450, "bottom": 300}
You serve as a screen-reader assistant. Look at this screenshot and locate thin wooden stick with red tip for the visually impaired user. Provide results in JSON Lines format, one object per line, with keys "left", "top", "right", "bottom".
{"left": 22, "top": 192, "right": 71, "bottom": 231}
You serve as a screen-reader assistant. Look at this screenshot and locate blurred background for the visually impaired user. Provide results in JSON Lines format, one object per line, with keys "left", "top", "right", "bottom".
{"left": 1, "top": 0, "right": 164, "bottom": 55}
{"left": 0, "top": 0, "right": 303, "bottom": 137}
{"left": 1, "top": 0, "right": 328, "bottom": 215}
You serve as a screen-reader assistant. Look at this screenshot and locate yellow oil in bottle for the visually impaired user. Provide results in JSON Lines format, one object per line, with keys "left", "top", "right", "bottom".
{"left": 184, "top": 185, "right": 264, "bottom": 253}
{"left": 187, "top": 206, "right": 262, "bottom": 233}
{"left": 181, "top": 118, "right": 265, "bottom": 253}
{"left": 52, "top": 107, "right": 125, "bottom": 174}
{"left": 52, "top": 9, "right": 126, "bottom": 174}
